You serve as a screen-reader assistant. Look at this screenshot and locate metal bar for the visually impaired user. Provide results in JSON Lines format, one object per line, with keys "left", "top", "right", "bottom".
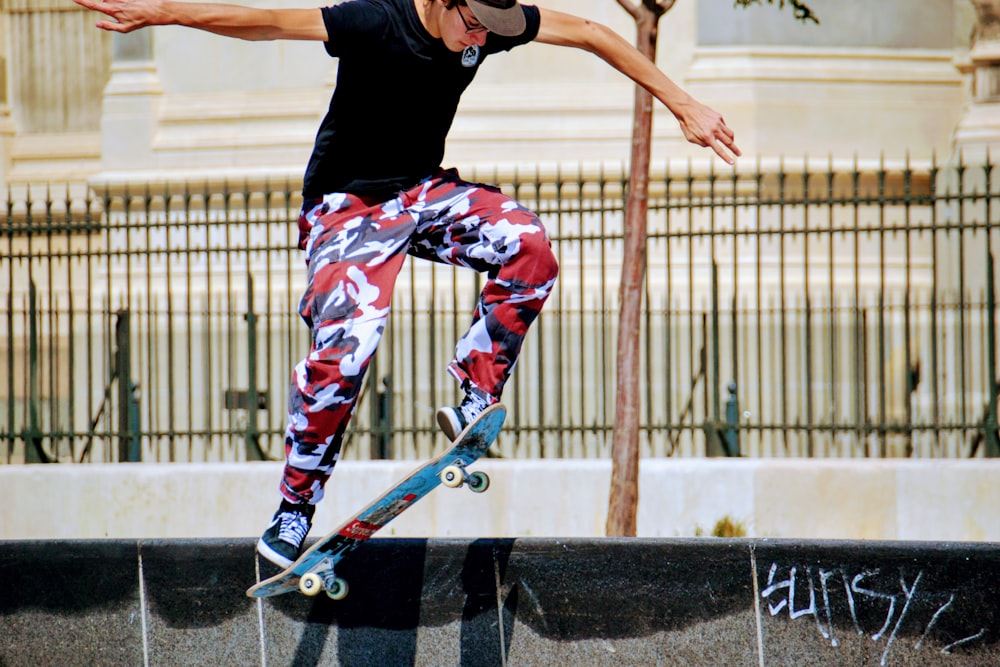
{"left": 987, "top": 252, "right": 998, "bottom": 457}
{"left": 903, "top": 156, "right": 915, "bottom": 456}
{"left": 753, "top": 160, "right": 764, "bottom": 456}
{"left": 957, "top": 155, "right": 969, "bottom": 428}
{"left": 663, "top": 162, "right": 674, "bottom": 456}
{"left": 778, "top": 159, "right": 789, "bottom": 453}
{"left": 826, "top": 158, "right": 838, "bottom": 455}
{"left": 115, "top": 310, "right": 132, "bottom": 462}
{"left": 6, "top": 290, "right": 13, "bottom": 463}
{"left": 709, "top": 161, "right": 720, "bottom": 426}
{"left": 65, "top": 184, "right": 77, "bottom": 463}
{"left": 803, "top": 159, "right": 815, "bottom": 457}
{"left": 600, "top": 163, "right": 611, "bottom": 450}
{"left": 987, "top": 152, "right": 999, "bottom": 457}
{"left": 685, "top": 160, "right": 696, "bottom": 455}
{"left": 729, "top": 164, "right": 740, "bottom": 454}
{"left": 929, "top": 155, "right": 942, "bottom": 455}
{"left": 183, "top": 182, "right": 195, "bottom": 462}
{"left": 26, "top": 279, "right": 44, "bottom": 463}
{"left": 44, "top": 186, "right": 57, "bottom": 460}
{"left": 851, "top": 159, "right": 864, "bottom": 456}
{"left": 5, "top": 186, "right": 14, "bottom": 463}
{"left": 877, "top": 157, "right": 888, "bottom": 457}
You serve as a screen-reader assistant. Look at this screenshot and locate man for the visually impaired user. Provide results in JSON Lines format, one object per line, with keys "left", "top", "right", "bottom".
{"left": 74, "top": 0, "right": 741, "bottom": 568}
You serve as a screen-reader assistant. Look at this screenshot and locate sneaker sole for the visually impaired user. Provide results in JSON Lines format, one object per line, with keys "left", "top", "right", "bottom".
{"left": 256, "top": 538, "right": 295, "bottom": 570}
{"left": 436, "top": 408, "right": 463, "bottom": 441}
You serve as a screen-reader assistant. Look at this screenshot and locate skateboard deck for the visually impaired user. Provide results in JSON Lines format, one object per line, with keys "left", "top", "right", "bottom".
{"left": 246, "top": 403, "right": 506, "bottom": 599}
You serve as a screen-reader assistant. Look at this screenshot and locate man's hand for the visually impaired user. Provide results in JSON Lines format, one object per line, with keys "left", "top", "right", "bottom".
{"left": 673, "top": 100, "right": 742, "bottom": 165}
{"left": 72, "top": 0, "right": 168, "bottom": 33}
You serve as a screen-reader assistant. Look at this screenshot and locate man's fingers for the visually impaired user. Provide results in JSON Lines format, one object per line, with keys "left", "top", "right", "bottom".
{"left": 710, "top": 124, "right": 741, "bottom": 161}
{"left": 680, "top": 113, "right": 741, "bottom": 163}
{"left": 719, "top": 132, "right": 741, "bottom": 155}
{"left": 709, "top": 138, "right": 735, "bottom": 165}
{"left": 96, "top": 20, "right": 128, "bottom": 32}
{"left": 77, "top": 0, "right": 118, "bottom": 15}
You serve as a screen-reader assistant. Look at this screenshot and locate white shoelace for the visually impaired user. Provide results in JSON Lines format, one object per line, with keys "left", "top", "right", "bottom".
{"left": 459, "top": 391, "right": 490, "bottom": 424}
{"left": 277, "top": 511, "right": 310, "bottom": 546}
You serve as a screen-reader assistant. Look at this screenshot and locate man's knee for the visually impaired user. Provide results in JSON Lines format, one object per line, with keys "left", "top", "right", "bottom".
{"left": 515, "top": 226, "right": 559, "bottom": 284}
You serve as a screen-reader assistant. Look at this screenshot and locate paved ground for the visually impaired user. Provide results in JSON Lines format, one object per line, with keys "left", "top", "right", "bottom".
{"left": 1, "top": 538, "right": 998, "bottom": 666}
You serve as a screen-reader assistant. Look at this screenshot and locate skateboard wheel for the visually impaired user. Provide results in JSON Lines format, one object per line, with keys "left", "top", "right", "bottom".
{"left": 441, "top": 465, "right": 464, "bottom": 488}
{"left": 299, "top": 573, "right": 324, "bottom": 597}
{"left": 325, "top": 577, "right": 349, "bottom": 601}
{"left": 468, "top": 471, "right": 490, "bottom": 493}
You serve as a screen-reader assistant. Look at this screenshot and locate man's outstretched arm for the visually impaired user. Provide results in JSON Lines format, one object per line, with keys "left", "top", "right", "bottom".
{"left": 71, "top": 0, "right": 327, "bottom": 41}
{"left": 535, "top": 8, "right": 741, "bottom": 165}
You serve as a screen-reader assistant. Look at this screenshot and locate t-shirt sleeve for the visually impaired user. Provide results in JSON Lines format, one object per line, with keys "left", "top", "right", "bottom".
{"left": 484, "top": 4, "right": 541, "bottom": 54}
{"left": 321, "top": 1, "right": 390, "bottom": 58}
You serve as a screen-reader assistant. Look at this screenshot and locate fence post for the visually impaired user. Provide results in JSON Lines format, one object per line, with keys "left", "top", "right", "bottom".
{"left": 986, "top": 252, "right": 999, "bottom": 457}
{"left": 724, "top": 382, "right": 741, "bottom": 457}
{"left": 244, "top": 275, "right": 269, "bottom": 461}
{"left": 710, "top": 261, "right": 721, "bottom": 426}
{"left": 26, "top": 280, "right": 39, "bottom": 460}
{"left": 115, "top": 310, "right": 140, "bottom": 462}
{"left": 23, "top": 280, "right": 50, "bottom": 463}
{"left": 372, "top": 376, "right": 393, "bottom": 460}
{"left": 5, "top": 290, "right": 12, "bottom": 463}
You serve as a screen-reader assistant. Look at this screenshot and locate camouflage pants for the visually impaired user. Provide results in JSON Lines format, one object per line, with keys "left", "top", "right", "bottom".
{"left": 280, "top": 170, "right": 558, "bottom": 504}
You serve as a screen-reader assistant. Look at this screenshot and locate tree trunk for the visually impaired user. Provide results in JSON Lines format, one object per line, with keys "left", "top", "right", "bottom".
{"left": 606, "top": 0, "right": 668, "bottom": 537}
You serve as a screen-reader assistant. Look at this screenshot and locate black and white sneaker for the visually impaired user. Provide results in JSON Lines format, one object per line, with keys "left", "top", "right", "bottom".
{"left": 436, "top": 384, "right": 492, "bottom": 441}
{"left": 256, "top": 500, "right": 315, "bottom": 569}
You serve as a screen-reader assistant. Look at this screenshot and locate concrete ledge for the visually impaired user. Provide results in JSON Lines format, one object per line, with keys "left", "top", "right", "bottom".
{"left": 2, "top": 459, "right": 999, "bottom": 541}
{"left": 1, "top": 538, "right": 998, "bottom": 666}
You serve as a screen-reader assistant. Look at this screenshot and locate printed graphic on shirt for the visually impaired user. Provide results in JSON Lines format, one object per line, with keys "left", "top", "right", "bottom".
{"left": 461, "top": 45, "right": 480, "bottom": 67}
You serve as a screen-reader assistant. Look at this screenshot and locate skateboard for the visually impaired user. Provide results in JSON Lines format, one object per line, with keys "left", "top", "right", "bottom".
{"left": 245, "top": 403, "right": 506, "bottom": 599}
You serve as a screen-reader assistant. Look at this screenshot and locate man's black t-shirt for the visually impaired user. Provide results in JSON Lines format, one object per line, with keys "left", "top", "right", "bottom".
{"left": 302, "top": 0, "right": 541, "bottom": 199}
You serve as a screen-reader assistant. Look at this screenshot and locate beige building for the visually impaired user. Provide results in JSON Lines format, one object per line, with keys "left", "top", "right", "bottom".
{"left": 1, "top": 0, "right": 998, "bottom": 467}
{"left": 0, "top": 0, "right": 984, "bottom": 187}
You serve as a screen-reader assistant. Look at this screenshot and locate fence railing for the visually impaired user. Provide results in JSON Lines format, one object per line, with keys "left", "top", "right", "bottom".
{"left": 3, "top": 155, "right": 998, "bottom": 464}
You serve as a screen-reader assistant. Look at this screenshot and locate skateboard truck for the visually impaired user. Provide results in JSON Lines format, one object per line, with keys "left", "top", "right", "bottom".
{"left": 440, "top": 463, "right": 490, "bottom": 493}
{"left": 298, "top": 559, "right": 350, "bottom": 600}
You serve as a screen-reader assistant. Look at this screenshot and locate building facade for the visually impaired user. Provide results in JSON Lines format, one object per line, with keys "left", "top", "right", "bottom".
{"left": 0, "top": 0, "right": 980, "bottom": 187}
{"left": 3, "top": 1, "right": 999, "bottom": 465}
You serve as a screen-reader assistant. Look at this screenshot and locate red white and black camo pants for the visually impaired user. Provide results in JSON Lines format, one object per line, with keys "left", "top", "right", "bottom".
{"left": 280, "top": 169, "right": 559, "bottom": 504}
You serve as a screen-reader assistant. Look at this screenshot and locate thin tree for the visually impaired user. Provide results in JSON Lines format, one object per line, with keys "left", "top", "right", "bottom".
{"left": 606, "top": 0, "right": 818, "bottom": 538}
{"left": 607, "top": 0, "right": 674, "bottom": 538}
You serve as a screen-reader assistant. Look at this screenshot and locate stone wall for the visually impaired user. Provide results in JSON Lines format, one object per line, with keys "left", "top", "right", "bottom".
{"left": 2, "top": 458, "right": 998, "bottom": 541}
{"left": 2, "top": 537, "right": 998, "bottom": 665}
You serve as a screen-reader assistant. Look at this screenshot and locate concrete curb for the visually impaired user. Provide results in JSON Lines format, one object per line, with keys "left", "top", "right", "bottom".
{"left": 3, "top": 459, "right": 1000, "bottom": 542}
{"left": 1, "top": 538, "right": 998, "bottom": 665}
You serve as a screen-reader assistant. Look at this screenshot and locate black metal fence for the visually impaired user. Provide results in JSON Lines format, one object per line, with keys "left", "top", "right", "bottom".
{"left": 3, "top": 155, "right": 998, "bottom": 464}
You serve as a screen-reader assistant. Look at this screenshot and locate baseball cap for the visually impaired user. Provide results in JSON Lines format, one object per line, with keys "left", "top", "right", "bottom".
{"left": 467, "top": 0, "right": 526, "bottom": 37}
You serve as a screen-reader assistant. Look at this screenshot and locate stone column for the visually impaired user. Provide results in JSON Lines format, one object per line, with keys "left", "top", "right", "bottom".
{"left": 100, "top": 30, "right": 163, "bottom": 173}
{"left": 0, "top": 11, "right": 14, "bottom": 187}
{"left": 954, "top": 0, "right": 1000, "bottom": 156}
